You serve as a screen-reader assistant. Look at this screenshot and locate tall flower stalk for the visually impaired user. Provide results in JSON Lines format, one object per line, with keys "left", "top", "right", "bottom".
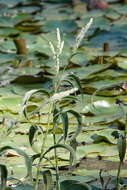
{"left": 49, "top": 28, "right": 64, "bottom": 92}
{"left": 73, "top": 18, "right": 93, "bottom": 54}
{"left": 49, "top": 28, "right": 65, "bottom": 190}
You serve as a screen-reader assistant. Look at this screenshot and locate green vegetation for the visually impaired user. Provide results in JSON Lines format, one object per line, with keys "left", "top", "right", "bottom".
{"left": 0, "top": 0, "right": 127, "bottom": 189}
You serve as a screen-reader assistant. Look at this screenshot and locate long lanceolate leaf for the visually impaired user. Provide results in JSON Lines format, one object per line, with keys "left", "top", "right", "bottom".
{"left": 53, "top": 106, "right": 70, "bottom": 142}
{"left": 43, "top": 144, "right": 76, "bottom": 166}
{"left": 57, "top": 110, "right": 82, "bottom": 143}
{"left": 53, "top": 106, "right": 60, "bottom": 125}
{"left": 21, "top": 89, "right": 50, "bottom": 120}
{"left": 67, "top": 74, "right": 83, "bottom": 94}
{"left": 29, "top": 125, "right": 41, "bottom": 153}
{"left": 0, "top": 146, "right": 32, "bottom": 181}
{"left": 29, "top": 125, "right": 44, "bottom": 153}
{"left": 67, "top": 110, "right": 82, "bottom": 141}
{"left": 61, "top": 73, "right": 83, "bottom": 95}
{"left": 0, "top": 164, "right": 8, "bottom": 190}
{"left": 32, "top": 144, "right": 76, "bottom": 166}
{"left": 61, "top": 111, "right": 69, "bottom": 142}
{"left": 29, "top": 125, "right": 38, "bottom": 147}
{"left": 62, "top": 73, "right": 84, "bottom": 105}
{"left": 117, "top": 134, "right": 126, "bottom": 162}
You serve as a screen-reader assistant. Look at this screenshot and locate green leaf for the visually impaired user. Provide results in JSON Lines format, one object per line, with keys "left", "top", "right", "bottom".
{"left": 91, "top": 134, "right": 114, "bottom": 144}
{"left": 53, "top": 106, "right": 60, "bottom": 125}
{"left": 61, "top": 111, "right": 69, "bottom": 141}
{"left": 13, "top": 184, "right": 34, "bottom": 190}
{"left": 67, "top": 74, "right": 83, "bottom": 96}
{"left": 67, "top": 110, "right": 82, "bottom": 141}
{"left": 29, "top": 125, "right": 44, "bottom": 153}
{"left": 4, "top": 187, "right": 13, "bottom": 190}
{"left": 0, "top": 146, "right": 32, "bottom": 181}
{"left": 0, "top": 164, "right": 8, "bottom": 190}
{"left": 29, "top": 125, "right": 38, "bottom": 147}
{"left": 31, "top": 153, "right": 40, "bottom": 163}
{"left": 22, "top": 89, "right": 50, "bottom": 120}
{"left": 28, "top": 125, "right": 41, "bottom": 153}
{"left": 32, "top": 144, "right": 76, "bottom": 166}
{"left": 23, "top": 89, "right": 50, "bottom": 106}
{"left": 117, "top": 134, "right": 126, "bottom": 162}
{"left": 43, "top": 20, "right": 77, "bottom": 33}
{"left": 41, "top": 170, "right": 53, "bottom": 190}
{"left": 117, "top": 60, "right": 127, "bottom": 70}
{"left": 70, "top": 52, "right": 88, "bottom": 66}
{"left": 43, "top": 144, "right": 76, "bottom": 166}
{"left": 60, "top": 180, "right": 92, "bottom": 190}
{"left": 83, "top": 100, "right": 124, "bottom": 123}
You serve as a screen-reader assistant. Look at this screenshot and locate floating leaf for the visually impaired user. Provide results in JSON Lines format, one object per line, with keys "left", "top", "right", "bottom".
{"left": 43, "top": 20, "right": 77, "bottom": 33}
{"left": 60, "top": 180, "right": 92, "bottom": 190}
{"left": 91, "top": 134, "right": 114, "bottom": 144}
{"left": 13, "top": 184, "right": 34, "bottom": 190}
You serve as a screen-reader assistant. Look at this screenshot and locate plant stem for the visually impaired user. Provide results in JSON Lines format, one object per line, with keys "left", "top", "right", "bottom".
{"left": 116, "top": 161, "right": 122, "bottom": 190}
{"left": 53, "top": 66, "right": 60, "bottom": 190}
{"left": 53, "top": 132, "right": 60, "bottom": 190}
{"left": 35, "top": 104, "right": 52, "bottom": 190}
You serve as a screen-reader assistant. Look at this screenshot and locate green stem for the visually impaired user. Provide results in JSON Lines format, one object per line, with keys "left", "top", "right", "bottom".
{"left": 35, "top": 104, "right": 53, "bottom": 190}
{"left": 53, "top": 67, "right": 60, "bottom": 190}
{"left": 116, "top": 161, "right": 122, "bottom": 190}
{"left": 53, "top": 132, "right": 60, "bottom": 190}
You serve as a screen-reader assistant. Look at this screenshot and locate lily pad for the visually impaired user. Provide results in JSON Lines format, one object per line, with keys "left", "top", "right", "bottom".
{"left": 42, "top": 20, "right": 78, "bottom": 33}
